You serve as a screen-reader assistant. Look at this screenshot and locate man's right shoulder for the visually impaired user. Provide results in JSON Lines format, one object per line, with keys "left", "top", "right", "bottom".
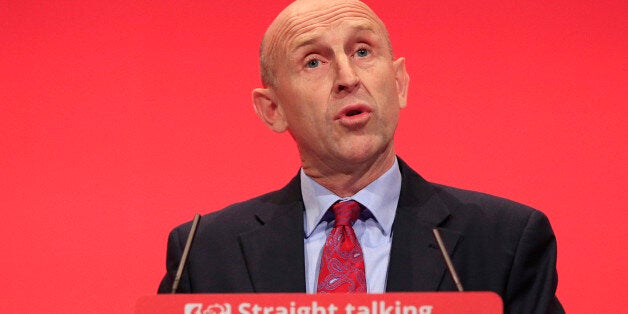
{"left": 168, "top": 174, "right": 302, "bottom": 237}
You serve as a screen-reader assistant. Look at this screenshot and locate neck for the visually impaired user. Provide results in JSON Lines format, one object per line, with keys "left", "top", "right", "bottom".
{"left": 302, "top": 149, "right": 396, "bottom": 197}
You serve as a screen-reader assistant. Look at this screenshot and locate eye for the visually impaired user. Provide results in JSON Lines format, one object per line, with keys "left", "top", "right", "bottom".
{"left": 355, "top": 48, "right": 370, "bottom": 58}
{"left": 306, "top": 59, "right": 321, "bottom": 68}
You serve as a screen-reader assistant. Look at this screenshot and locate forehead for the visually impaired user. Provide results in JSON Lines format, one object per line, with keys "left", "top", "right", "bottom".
{"left": 265, "top": 1, "right": 387, "bottom": 56}
{"left": 289, "top": 20, "right": 378, "bottom": 51}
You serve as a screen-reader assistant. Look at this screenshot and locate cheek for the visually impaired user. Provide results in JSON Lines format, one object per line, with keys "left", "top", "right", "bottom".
{"left": 290, "top": 83, "right": 333, "bottom": 116}
{"left": 283, "top": 99, "right": 324, "bottom": 128}
{"left": 370, "top": 81, "right": 399, "bottom": 108}
{"left": 378, "top": 74, "right": 402, "bottom": 104}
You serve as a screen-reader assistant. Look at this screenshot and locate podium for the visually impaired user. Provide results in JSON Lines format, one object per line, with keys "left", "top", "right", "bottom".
{"left": 136, "top": 292, "right": 502, "bottom": 314}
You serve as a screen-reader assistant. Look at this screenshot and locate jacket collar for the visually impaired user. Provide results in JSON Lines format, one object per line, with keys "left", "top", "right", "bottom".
{"left": 386, "top": 158, "right": 461, "bottom": 291}
{"left": 237, "top": 174, "right": 307, "bottom": 292}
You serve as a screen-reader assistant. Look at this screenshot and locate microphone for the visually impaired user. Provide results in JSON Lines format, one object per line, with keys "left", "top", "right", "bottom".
{"left": 171, "top": 213, "right": 201, "bottom": 293}
{"left": 432, "top": 228, "right": 464, "bottom": 292}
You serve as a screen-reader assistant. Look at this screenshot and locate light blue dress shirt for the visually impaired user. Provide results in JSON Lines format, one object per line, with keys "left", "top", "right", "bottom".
{"left": 302, "top": 158, "right": 402, "bottom": 293}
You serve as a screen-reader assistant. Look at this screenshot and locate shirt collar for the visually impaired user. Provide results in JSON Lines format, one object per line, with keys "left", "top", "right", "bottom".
{"left": 301, "top": 158, "right": 401, "bottom": 237}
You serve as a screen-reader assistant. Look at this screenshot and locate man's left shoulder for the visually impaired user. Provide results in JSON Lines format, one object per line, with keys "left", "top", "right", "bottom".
{"left": 430, "top": 183, "right": 553, "bottom": 237}
{"left": 433, "top": 184, "right": 537, "bottom": 215}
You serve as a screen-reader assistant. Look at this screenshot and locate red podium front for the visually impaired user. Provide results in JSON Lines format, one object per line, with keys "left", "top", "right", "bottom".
{"left": 136, "top": 292, "right": 502, "bottom": 314}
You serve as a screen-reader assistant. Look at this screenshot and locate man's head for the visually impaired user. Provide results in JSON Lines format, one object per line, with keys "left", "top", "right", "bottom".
{"left": 252, "top": 0, "right": 409, "bottom": 177}
{"left": 259, "top": 0, "right": 393, "bottom": 88}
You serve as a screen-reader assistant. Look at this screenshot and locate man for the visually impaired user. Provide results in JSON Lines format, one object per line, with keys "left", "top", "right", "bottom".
{"left": 159, "top": 0, "right": 564, "bottom": 313}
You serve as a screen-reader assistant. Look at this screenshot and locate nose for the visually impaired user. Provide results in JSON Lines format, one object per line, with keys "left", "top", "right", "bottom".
{"left": 334, "top": 55, "right": 360, "bottom": 95}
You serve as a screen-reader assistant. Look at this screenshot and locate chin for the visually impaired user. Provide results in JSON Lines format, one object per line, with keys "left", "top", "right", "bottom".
{"left": 336, "top": 138, "right": 392, "bottom": 164}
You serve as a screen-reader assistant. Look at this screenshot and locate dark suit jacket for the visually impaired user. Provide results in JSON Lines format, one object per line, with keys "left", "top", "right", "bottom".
{"left": 158, "top": 159, "right": 564, "bottom": 313}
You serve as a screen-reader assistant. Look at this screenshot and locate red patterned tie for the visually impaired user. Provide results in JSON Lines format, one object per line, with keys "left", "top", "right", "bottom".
{"left": 317, "top": 200, "right": 366, "bottom": 293}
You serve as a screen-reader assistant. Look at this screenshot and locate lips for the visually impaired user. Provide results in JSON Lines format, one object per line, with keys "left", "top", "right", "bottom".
{"left": 334, "top": 104, "right": 372, "bottom": 127}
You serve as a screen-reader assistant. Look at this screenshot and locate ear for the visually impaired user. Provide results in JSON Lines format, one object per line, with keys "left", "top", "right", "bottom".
{"left": 393, "top": 57, "right": 410, "bottom": 109}
{"left": 252, "top": 87, "right": 288, "bottom": 133}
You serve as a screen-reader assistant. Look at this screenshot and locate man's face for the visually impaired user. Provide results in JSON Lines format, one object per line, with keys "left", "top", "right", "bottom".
{"left": 256, "top": 0, "right": 409, "bottom": 171}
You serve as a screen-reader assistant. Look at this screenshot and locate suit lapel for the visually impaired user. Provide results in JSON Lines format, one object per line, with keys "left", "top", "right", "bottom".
{"left": 386, "top": 160, "right": 462, "bottom": 292}
{"left": 238, "top": 175, "right": 307, "bottom": 292}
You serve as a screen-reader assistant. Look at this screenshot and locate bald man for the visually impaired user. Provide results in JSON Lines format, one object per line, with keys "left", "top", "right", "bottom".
{"left": 159, "top": 1, "right": 563, "bottom": 313}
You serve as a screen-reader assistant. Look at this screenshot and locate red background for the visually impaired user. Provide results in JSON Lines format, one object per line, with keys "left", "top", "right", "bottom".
{"left": 2, "top": 0, "right": 626, "bottom": 312}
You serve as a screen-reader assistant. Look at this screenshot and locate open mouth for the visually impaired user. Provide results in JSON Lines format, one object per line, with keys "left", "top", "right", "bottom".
{"left": 335, "top": 104, "right": 372, "bottom": 127}
{"left": 345, "top": 109, "right": 363, "bottom": 117}
{"left": 335, "top": 104, "right": 371, "bottom": 120}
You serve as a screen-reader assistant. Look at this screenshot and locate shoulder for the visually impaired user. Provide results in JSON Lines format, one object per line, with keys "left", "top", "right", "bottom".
{"left": 397, "top": 158, "right": 545, "bottom": 230}
{"left": 429, "top": 183, "right": 554, "bottom": 252}
{"left": 433, "top": 183, "right": 539, "bottom": 220}
{"left": 168, "top": 174, "right": 302, "bottom": 239}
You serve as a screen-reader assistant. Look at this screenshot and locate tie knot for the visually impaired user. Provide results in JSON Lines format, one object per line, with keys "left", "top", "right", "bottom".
{"left": 332, "top": 200, "right": 361, "bottom": 226}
